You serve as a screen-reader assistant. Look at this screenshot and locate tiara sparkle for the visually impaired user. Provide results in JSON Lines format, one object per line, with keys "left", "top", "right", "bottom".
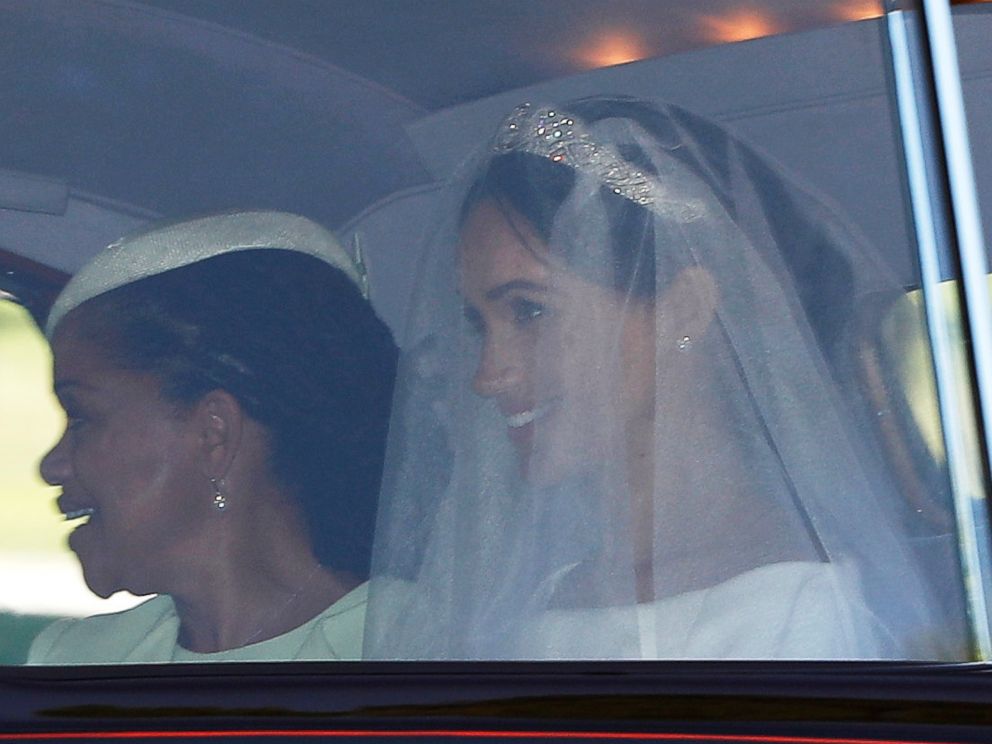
{"left": 493, "top": 103, "right": 668, "bottom": 208}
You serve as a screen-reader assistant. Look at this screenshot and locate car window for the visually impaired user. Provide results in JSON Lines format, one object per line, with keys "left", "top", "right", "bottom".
{"left": 1, "top": 0, "right": 989, "bottom": 665}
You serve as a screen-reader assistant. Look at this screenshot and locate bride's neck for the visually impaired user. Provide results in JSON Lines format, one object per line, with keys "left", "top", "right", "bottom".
{"left": 624, "top": 361, "right": 818, "bottom": 603}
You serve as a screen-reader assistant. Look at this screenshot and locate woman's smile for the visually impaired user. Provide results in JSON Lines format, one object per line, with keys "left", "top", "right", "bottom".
{"left": 40, "top": 313, "right": 210, "bottom": 599}
{"left": 59, "top": 497, "right": 98, "bottom": 523}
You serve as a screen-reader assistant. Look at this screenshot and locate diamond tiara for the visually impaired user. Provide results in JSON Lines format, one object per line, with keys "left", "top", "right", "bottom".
{"left": 493, "top": 103, "right": 671, "bottom": 209}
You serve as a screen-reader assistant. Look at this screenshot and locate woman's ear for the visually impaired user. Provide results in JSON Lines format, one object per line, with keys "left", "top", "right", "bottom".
{"left": 195, "top": 389, "right": 244, "bottom": 480}
{"left": 661, "top": 265, "right": 718, "bottom": 342}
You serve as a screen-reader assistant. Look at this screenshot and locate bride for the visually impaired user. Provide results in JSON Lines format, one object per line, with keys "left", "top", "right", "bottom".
{"left": 365, "top": 96, "right": 963, "bottom": 660}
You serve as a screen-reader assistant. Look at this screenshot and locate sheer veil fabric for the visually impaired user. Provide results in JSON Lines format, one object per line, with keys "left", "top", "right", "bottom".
{"left": 365, "top": 97, "right": 965, "bottom": 660}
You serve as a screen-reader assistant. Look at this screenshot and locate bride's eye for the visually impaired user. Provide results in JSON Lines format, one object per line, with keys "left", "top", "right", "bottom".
{"left": 510, "top": 297, "right": 547, "bottom": 327}
{"left": 463, "top": 305, "right": 485, "bottom": 336}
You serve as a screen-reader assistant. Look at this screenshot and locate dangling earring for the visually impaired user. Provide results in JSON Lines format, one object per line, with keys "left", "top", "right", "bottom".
{"left": 210, "top": 477, "right": 227, "bottom": 511}
{"left": 677, "top": 335, "right": 691, "bottom": 351}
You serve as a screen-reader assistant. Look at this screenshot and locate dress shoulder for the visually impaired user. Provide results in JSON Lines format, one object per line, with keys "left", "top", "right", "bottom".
{"left": 27, "top": 583, "right": 369, "bottom": 664}
{"left": 683, "top": 560, "right": 891, "bottom": 658}
{"left": 308, "top": 581, "right": 368, "bottom": 660}
{"left": 516, "top": 561, "right": 890, "bottom": 659}
{"left": 27, "top": 596, "right": 177, "bottom": 664}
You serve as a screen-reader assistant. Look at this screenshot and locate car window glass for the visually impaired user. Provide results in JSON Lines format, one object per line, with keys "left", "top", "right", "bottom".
{"left": 0, "top": 0, "right": 983, "bottom": 664}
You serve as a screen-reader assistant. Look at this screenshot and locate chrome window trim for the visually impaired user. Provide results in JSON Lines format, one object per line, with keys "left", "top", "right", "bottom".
{"left": 886, "top": 0, "right": 992, "bottom": 658}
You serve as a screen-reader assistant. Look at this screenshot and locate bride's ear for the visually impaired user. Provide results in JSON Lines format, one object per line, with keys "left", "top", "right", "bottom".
{"left": 659, "top": 265, "right": 718, "bottom": 341}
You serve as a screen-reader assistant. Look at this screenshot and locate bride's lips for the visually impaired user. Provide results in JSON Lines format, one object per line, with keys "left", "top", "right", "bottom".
{"left": 501, "top": 399, "right": 560, "bottom": 448}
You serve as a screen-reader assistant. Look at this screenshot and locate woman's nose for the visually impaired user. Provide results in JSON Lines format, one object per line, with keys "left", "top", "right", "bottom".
{"left": 472, "top": 334, "right": 523, "bottom": 398}
{"left": 39, "top": 432, "right": 70, "bottom": 486}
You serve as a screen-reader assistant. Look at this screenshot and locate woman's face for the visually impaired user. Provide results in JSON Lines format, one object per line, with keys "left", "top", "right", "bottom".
{"left": 39, "top": 314, "right": 209, "bottom": 598}
{"left": 459, "top": 200, "right": 657, "bottom": 487}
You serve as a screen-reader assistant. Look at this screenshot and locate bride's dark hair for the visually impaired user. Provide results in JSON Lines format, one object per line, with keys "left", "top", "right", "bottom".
{"left": 460, "top": 96, "right": 859, "bottom": 356}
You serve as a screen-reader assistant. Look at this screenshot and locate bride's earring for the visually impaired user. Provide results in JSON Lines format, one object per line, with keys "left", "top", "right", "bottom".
{"left": 677, "top": 334, "right": 691, "bottom": 351}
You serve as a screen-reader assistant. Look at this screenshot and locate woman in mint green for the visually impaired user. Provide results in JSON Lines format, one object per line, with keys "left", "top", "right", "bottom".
{"left": 29, "top": 210, "right": 396, "bottom": 663}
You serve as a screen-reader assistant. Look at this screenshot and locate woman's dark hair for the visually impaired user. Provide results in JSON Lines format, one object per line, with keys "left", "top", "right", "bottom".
{"left": 69, "top": 249, "right": 398, "bottom": 579}
{"left": 461, "top": 96, "right": 861, "bottom": 353}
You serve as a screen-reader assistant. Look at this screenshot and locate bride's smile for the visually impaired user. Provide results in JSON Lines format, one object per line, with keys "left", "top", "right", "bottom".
{"left": 458, "top": 198, "right": 656, "bottom": 486}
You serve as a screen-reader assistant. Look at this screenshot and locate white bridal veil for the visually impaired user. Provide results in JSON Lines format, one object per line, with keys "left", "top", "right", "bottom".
{"left": 365, "top": 96, "right": 968, "bottom": 660}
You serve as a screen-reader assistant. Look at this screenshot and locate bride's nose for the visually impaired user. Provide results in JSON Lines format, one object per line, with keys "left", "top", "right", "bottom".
{"left": 472, "top": 332, "right": 524, "bottom": 398}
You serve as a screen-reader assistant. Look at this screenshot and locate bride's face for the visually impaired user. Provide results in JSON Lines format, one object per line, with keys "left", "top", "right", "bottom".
{"left": 458, "top": 199, "right": 656, "bottom": 487}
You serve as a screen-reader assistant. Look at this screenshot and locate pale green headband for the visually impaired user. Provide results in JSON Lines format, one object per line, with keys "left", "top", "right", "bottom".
{"left": 46, "top": 210, "right": 367, "bottom": 337}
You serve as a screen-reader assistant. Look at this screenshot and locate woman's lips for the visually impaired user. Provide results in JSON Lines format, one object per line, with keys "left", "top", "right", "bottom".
{"left": 58, "top": 495, "right": 97, "bottom": 523}
{"left": 63, "top": 506, "right": 96, "bottom": 522}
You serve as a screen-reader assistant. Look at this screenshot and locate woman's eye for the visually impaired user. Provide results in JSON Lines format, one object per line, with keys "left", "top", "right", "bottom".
{"left": 510, "top": 298, "right": 547, "bottom": 326}
{"left": 463, "top": 305, "right": 485, "bottom": 336}
{"left": 62, "top": 405, "right": 88, "bottom": 432}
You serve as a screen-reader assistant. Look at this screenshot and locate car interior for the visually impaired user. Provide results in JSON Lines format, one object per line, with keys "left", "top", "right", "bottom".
{"left": 1, "top": 0, "right": 991, "bottom": 669}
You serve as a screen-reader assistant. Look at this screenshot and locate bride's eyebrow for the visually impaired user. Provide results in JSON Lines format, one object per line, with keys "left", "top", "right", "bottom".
{"left": 485, "top": 280, "right": 549, "bottom": 301}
